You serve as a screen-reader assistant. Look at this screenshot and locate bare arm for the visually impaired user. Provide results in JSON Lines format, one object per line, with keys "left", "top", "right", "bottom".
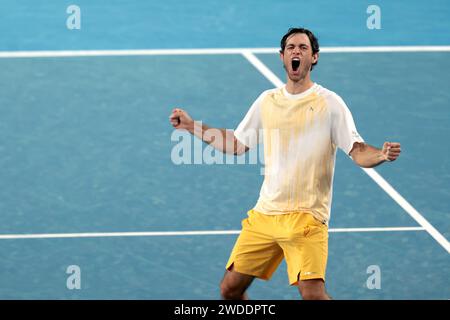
{"left": 169, "top": 108, "right": 249, "bottom": 155}
{"left": 349, "top": 142, "right": 401, "bottom": 168}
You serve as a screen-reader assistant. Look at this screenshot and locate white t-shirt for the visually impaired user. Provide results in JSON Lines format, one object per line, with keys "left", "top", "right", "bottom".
{"left": 234, "top": 83, "right": 364, "bottom": 225}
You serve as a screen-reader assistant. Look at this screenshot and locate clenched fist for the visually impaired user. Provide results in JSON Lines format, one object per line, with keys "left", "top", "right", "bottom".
{"left": 382, "top": 142, "right": 401, "bottom": 162}
{"left": 169, "top": 108, "right": 194, "bottom": 131}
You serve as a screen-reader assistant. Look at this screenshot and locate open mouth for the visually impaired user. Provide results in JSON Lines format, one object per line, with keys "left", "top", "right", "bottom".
{"left": 292, "top": 58, "right": 300, "bottom": 71}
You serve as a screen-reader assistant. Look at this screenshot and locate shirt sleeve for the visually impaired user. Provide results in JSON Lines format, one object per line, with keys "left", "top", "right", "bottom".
{"left": 234, "top": 91, "right": 266, "bottom": 149}
{"left": 330, "top": 93, "right": 364, "bottom": 155}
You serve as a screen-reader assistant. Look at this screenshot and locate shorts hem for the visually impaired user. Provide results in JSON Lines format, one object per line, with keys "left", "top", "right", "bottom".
{"left": 226, "top": 261, "right": 272, "bottom": 281}
{"left": 290, "top": 275, "right": 326, "bottom": 285}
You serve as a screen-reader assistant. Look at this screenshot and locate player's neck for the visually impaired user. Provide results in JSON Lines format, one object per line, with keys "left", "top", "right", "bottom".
{"left": 285, "top": 77, "right": 314, "bottom": 95}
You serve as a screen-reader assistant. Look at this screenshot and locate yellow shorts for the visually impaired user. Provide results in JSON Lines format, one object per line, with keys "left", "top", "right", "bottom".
{"left": 226, "top": 209, "right": 328, "bottom": 285}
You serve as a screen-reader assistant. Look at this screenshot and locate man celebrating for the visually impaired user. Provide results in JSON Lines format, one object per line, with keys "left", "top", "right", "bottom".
{"left": 169, "top": 27, "right": 401, "bottom": 300}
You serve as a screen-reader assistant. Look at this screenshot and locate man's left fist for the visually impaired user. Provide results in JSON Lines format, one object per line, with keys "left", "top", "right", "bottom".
{"left": 382, "top": 142, "right": 401, "bottom": 162}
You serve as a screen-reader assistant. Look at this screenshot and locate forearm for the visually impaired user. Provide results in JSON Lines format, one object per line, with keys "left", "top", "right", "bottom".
{"left": 187, "top": 121, "right": 241, "bottom": 155}
{"left": 350, "top": 143, "right": 386, "bottom": 168}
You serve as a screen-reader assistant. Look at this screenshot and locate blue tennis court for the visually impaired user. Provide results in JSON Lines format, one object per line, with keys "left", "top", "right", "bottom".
{"left": 0, "top": 0, "right": 449, "bottom": 299}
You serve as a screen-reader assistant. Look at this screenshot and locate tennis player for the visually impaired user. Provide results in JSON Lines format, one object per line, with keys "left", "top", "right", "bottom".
{"left": 169, "top": 27, "right": 401, "bottom": 300}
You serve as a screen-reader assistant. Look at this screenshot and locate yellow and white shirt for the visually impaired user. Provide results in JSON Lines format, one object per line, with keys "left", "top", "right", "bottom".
{"left": 234, "top": 84, "right": 363, "bottom": 225}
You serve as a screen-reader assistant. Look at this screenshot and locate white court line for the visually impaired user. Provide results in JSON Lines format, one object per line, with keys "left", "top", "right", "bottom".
{"left": 0, "top": 227, "right": 425, "bottom": 240}
{"left": 363, "top": 169, "right": 450, "bottom": 254}
{"left": 242, "top": 50, "right": 284, "bottom": 87}
{"left": 0, "top": 46, "right": 450, "bottom": 58}
{"left": 241, "top": 51, "right": 450, "bottom": 254}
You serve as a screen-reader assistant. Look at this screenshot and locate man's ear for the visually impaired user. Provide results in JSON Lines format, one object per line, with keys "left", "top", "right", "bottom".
{"left": 279, "top": 50, "right": 284, "bottom": 62}
{"left": 312, "top": 52, "right": 319, "bottom": 64}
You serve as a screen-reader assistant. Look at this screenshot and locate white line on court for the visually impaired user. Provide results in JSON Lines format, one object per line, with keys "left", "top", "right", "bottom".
{"left": 0, "top": 227, "right": 426, "bottom": 240}
{"left": 241, "top": 52, "right": 450, "bottom": 254}
{"left": 0, "top": 46, "right": 450, "bottom": 58}
{"left": 242, "top": 50, "right": 284, "bottom": 87}
{"left": 363, "top": 169, "right": 450, "bottom": 254}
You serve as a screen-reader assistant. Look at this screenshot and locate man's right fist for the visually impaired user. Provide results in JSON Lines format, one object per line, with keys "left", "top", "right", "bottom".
{"left": 169, "top": 108, "right": 194, "bottom": 131}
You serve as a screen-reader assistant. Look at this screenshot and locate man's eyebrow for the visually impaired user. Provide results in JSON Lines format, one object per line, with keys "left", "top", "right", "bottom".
{"left": 286, "top": 43, "right": 310, "bottom": 47}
